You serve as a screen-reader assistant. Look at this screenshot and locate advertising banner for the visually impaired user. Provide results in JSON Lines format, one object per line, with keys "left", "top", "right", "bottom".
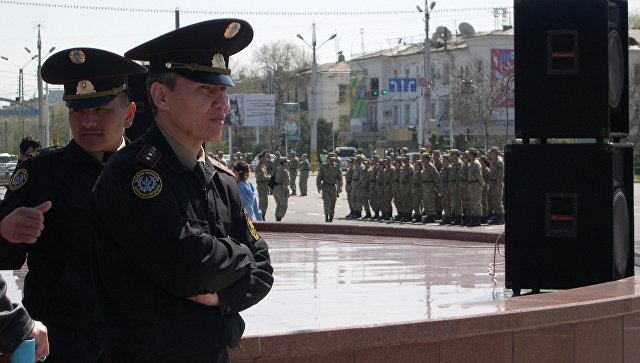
{"left": 225, "top": 94, "right": 276, "bottom": 127}
{"left": 349, "top": 70, "right": 367, "bottom": 118}
{"left": 281, "top": 103, "right": 300, "bottom": 140}
{"left": 491, "top": 49, "right": 515, "bottom": 107}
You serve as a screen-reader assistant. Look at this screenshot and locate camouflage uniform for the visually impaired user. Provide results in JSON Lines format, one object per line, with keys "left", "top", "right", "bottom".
{"left": 392, "top": 159, "right": 402, "bottom": 219}
{"left": 466, "top": 150, "right": 484, "bottom": 227}
{"left": 368, "top": 157, "right": 380, "bottom": 218}
{"left": 432, "top": 151, "right": 443, "bottom": 219}
{"left": 381, "top": 159, "right": 395, "bottom": 220}
{"left": 298, "top": 156, "right": 310, "bottom": 196}
{"left": 254, "top": 157, "right": 270, "bottom": 219}
{"left": 488, "top": 147, "right": 505, "bottom": 225}
{"left": 449, "top": 151, "right": 463, "bottom": 224}
{"left": 411, "top": 161, "right": 423, "bottom": 222}
{"left": 273, "top": 160, "right": 290, "bottom": 221}
{"left": 357, "top": 161, "right": 371, "bottom": 218}
{"left": 458, "top": 156, "right": 470, "bottom": 224}
{"left": 480, "top": 156, "right": 491, "bottom": 222}
{"left": 399, "top": 159, "right": 414, "bottom": 221}
{"left": 316, "top": 159, "right": 342, "bottom": 222}
{"left": 421, "top": 156, "right": 440, "bottom": 223}
{"left": 439, "top": 156, "right": 452, "bottom": 224}
{"left": 349, "top": 158, "right": 363, "bottom": 218}
{"left": 344, "top": 160, "right": 354, "bottom": 216}
{"left": 288, "top": 154, "right": 299, "bottom": 195}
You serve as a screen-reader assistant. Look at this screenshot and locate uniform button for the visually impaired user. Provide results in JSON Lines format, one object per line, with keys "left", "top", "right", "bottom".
{"left": 226, "top": 306, "right": 231, "bottom": 313}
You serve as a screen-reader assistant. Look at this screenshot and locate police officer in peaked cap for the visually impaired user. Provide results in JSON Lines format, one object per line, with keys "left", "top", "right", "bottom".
{"left": 0, "top": 48, "right": 147, "bottom": 362}
{"left": 89, "top": 19, "right": 273, "bottom": 362}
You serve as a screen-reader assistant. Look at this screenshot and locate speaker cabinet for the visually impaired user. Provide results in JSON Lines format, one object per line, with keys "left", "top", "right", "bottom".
{"left": 125, "top": 72, "right": 154, "bottom": 142}
{"left": 514, "top": 0, "right": 628, "bottom": 139}
{"left": 505, "top": 143, "right": 634, "bottom": 290}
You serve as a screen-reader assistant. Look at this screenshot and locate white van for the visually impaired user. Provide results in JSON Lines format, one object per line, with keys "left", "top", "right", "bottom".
{"left": 335, "top": 147, "right": 356, "bottom": 170}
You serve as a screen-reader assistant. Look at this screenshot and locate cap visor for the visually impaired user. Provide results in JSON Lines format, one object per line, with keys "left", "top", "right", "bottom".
{"left": 65, "top": 94, "right": 119, "bottom": 109}
{"left": 180, "top": 72, "right": 235, "bottom": 87}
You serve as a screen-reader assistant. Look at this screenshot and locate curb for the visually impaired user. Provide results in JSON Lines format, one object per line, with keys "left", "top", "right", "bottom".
{"left": 254, "top": 222, "right": 505, "bottom": 244}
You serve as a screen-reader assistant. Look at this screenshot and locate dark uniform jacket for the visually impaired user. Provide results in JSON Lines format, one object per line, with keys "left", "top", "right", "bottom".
{"left": 0, "top": 275, "right": 33, "bottom": 353}
{"left": 0, "top": 141, "right": 102, "bottom": 342}
{"left": 90, "top": 123, "right": 273, "bottom": 362}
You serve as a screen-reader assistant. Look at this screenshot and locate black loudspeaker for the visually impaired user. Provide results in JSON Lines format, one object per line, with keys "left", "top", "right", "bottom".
{"left": 505, "top": 143, "right": 634, "bottom": 290}
{"left": 514, "top": 0, "right": 628, "bottom": 139}
{"left": 125, "top": 72, "right": 154, "bottom": 142}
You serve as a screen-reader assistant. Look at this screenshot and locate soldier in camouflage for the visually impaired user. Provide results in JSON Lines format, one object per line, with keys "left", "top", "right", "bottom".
{"left": 288, "top": 151, "right": 299, "bottom": 195}
{"left": 421, "top": 153, "right": 440, "bottom": 223}
{"left": 316, "top": 156, "right": 342, "bottom": 222}
{"left": 254, "top": 150, "right": 270, "bottom": 219}
{"left": 488, "top": 147, "right": 505, "bottom": 225}
{"left": 273, "top": 157, "right": 290, "bottom": 221}
{"left": 298, "top": 153, "right": 310, "bottom": 196}
{"left": 439, "top": 154, "right": 452, "bottom": 225}
{"left": 465, "top": 148, "right": 484, "bottom": 227}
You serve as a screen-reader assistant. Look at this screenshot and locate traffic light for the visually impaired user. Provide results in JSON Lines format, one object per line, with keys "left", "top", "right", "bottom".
{"left": 381, "top": 89, "right": 388, "bottom": 95}
{"left": 371, "top": 77, "right": 379, "bottom": 97}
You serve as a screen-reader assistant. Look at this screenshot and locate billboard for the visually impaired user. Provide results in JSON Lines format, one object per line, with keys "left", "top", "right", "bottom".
{"left": 491, "top": 49, "right": 515, "bottom": 107}
{"left": 225, "top": 94, "right": 275, "bottom": 127}
{"left": 349, "top": 70, "right": 367, "bottom": 118}
{"left": 281, "top": 103, "right": 300, "bottom": 140}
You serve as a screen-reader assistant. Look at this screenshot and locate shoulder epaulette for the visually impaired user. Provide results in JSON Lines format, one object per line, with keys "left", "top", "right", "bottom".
{"left": 27, "top": 146, "right": 64, "bottom": 159}
{"left": 136, "top": 144, "right": 161, "bottom": 168}
{"left": 207, "top": 155, "right": 234, "bottom": 177}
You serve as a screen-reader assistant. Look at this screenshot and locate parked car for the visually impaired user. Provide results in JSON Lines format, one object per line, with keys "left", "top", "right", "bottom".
{"left": 250, "top": 154, "right": 275, "bottom": 170}
{"left": 335, "top": 147, "right": 356, "bottom": 170}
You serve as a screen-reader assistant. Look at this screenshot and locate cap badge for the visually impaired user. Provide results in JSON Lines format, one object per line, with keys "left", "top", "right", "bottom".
{"left": 76, "top": 80, "right": 96, "bottom": 95}
{"left": 211, "top": 53, "right": 226, "bottom": 69}
{"left": 224, "top": 22, "right": 241, "bottom": 38}
{"left": 69, "top": 49, "right": 86, "bottom": 64}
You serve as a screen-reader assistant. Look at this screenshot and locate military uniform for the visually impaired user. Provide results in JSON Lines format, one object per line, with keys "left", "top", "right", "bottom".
{"left": 349, "top": 159, "right": 363, "bottom": 218}
{"left": 273, "top": 160, "right": 290, "bottom": 221}
{"left": 392, "top": 159, "right": 402, "bottom": 220}
{"left": 466, "top": 150, "right": 484, "bottom": 227}
{"left": 357, "top": 161, "right": 371, "bottom": 218}
{"left": 298, "top": 156, "right": 310, "bottom": 196}
{"left": 368, "top": 157, "right": 380, "bottom": 219}
{"left": 381, "top": 160, "right": 394, "bottom": 220}
{"left": 439, "top": 156, "right": 452, "bottom": 225}
{"left": 254, "top": 153, "right": 270, "bottom": 219}
{"left": 420, "top": 156, "right": 440, "bottom": 223}
{"left": 316, "top": 159, "right": 342, "bottom": 221}
{"left": 399, "top": 159, "right": 414, "bottom": 221}
{"left": 287, "top": 153, "right": 299, "bottom": 195}
{"left": 433, "top": 152, "right": 443, "bottom": 219}
{"left": 411, "top": 161, "right": 423, "bottom": 222}
{"left": 344, "top": 160, "right": 354, "bottom": 217}
{"left": 458, "top": 156, "right": 470, "bottom": 224}
{"left": 489, "top": 148, "right": 505, "bottom": 225}
{"left": 480, "top": 156, "right": 491, "bottom": 223}
{"left": 449, "top": 152, "right": 463, "bottom": 224}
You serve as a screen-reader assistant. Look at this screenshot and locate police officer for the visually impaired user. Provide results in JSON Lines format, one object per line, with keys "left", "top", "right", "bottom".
{"left": 288, "top": 150, "right": 299, "bottom": 195}
{"left": 254, "top": 150, "right": 270, "bottom": 219}
{"left": 0, "top": 48, "right": 146, "bottom": 362}
{"left": 90, "top": 20, "right": 273, "bottom": 361}
{"left": 298, "top": 153, "right": 310, "bottom": 196}
{"left": 316, "top": 156, "right": 342, "bottom": 222}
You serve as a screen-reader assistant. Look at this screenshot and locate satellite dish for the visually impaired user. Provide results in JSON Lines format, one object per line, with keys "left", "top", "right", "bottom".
{"left": 431, "top": 32, "right": 440, "bottom": 44}
{"left": 459, "top": 22, "right": 476, "bottom": 38}
{"left": 435, "top": 26, "right": 452, "bottom": 41}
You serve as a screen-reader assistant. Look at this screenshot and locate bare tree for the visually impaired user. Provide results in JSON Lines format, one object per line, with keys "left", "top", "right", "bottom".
{"left": 449, "top": 59, "right": 503, "bottom": 149}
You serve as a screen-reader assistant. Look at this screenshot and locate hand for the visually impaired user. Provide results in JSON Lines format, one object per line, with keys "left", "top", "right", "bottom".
{"left": 29, "top": 320, "right": 49, "bottom": 361}
{"left": 0, "top": 201, "right": 52, "bottom": 244}
{"left": 318, "top": 189, "right": 321, "bottom": 194}
{"left": 188, "top": 293, "right": 219, "bottom": 307}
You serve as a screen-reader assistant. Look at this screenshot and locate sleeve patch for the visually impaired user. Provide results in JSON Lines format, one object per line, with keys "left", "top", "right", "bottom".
{"left": 245, "top": 208, "right": 260, "bottom": 241}
{"left": 132, "top": 169, "right": 163, "bottom": 199}
{"left": 8, "top": 169, "right": 28, "bottom": 190}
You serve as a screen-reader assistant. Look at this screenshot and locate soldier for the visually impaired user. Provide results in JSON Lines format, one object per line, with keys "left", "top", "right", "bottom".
{"left": 333, "top": 150, "right": 342, "bottom": 171}
{"left": 374, "top": 160, "right": 385, "bottom": 221}
{"left": 432, "top": 150, "right": 443, "bottom": 219}
{"left": 317, "top": 156, "right": 342, "bottom": 222}
{"left": 368, "top": 154, "right": 380, "bottom": 219}
{"left": 344, "top": 158, "right": 355, "bottom": 218}
{"left": 420, "top": 153, "right": 440, "bottom": 223}
{"left": 439, "top": 154, "right": 452, "bottom": 225}
{"left": 254, "top": 150, "right": 270, "bottom": 219}
{"left": 381, "top": 157, "right": 394, "bottom": 220}
{"left": 357, "top": 159, "right": 372, "bottom": 219}
{"left": 392, "top": 157, "right": 402, "bottom": 220}
{"left": 488, "top": 147, "right": 505, "bottom": 225}
{"left": 399, "top": 154, "right": 414, "bottom": 222}
{"left": 288, "top": 150, "right": 299, "bottom": 195}
{"left": 273, "top": 157, "right": 291, "bottom": 221}
{"left": 411, "top": 160, "right": 423, "bottom": 222}
{"left": 480, "top": 155, "right": 491, "bottom": 224}
{"left": 458, "top": 151, "right": 470, "bottom": 225}
{"left": 298, "top": 153, "right": 310, "bottom": 196}
{"left": 449, "top": 150, "right": 463, "bottom": 225}
{"left": 466, "top": 148, "right": 484, "bottom": 227}
{"left": 349, "top": 155, "right": 363, "bottom": 219}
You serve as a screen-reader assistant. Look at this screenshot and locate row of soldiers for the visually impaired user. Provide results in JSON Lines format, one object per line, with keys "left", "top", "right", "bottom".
{"left": 342, "top": 146, "right": 504, "bottom": 227}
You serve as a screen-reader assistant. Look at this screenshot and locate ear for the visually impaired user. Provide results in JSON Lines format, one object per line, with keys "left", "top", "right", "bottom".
{"left": 123, "top": 101, "right": 136, "bottom": 129}
{"left": 149, "top": 82, "right": 170, "bottom": 112}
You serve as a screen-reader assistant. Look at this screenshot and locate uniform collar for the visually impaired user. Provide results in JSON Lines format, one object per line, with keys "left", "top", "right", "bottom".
{"left": 87, "top": 137, "right": 126, "bottom": 164}
{"left": 157, "top": 126, "right": 205, "bottom": 170}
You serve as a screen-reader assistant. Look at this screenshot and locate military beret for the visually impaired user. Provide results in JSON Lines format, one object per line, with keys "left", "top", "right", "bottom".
{"left": 289, "top": 150, "right": 296, "bottom": 155}
{"left": 275, "top": 151, "right": 281, "bottom": 156}
{"left": 42, "top": 48, "right": 147, "bottom": 110}
{"left": 279, "top": 157, "right": 288, "bottom": 164}
{"left": 384, "top": 156, "right": 391, "bottom": 161}
{"left": 356, "top": 155, "right": 364, "bottom": 160}
{"left": 414, "top": 160, "right": 423, "bottom": 166}
{"left": 461, "top": 151, "right": 468, "bottom": 157}
{"left": 450, "top": 149, "right": 460, "bottom": 155}
{"left": 433, "top": 150, "right": 441, "bottom": 155}
{"left": 489, "top": 146, "right": 501, "bottom": 154}
{"left": 357, "top": 148, "right": 363, "bottom": 152}
{"left": 394, "top": 156, "right": 402, "bottom": 162}
{"left": 468, "top": 148, "right": 478, "bottom": 157}
{"left": 480, "top": 155, "right": 489, "bottom": 162}
{"left": 371, "top": 154, "right": 379, "bottom": 160}
{"left": 421, "top": 153, "right": 431, "bottom": 160}
{"left": 301, "top": 153, "right": 307, "bottom": 157}
{"left": 478, "top": 148, "right": 486, "bottom": 154}
{"left": 125, "top": 19, "right": 252, "bottom": 87}
{"left": 327, "top": 156, "right": 335, "bottom": 161}
{"left": 256, "top": 150, "right": 267, "bottom": 158}
{"left": 442, "top": 154, "right": 450, "bottom": 160}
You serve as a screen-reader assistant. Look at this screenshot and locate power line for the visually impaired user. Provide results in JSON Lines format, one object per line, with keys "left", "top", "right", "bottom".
{"left": 0, "top": 1, "right": 510, "bottom": 16}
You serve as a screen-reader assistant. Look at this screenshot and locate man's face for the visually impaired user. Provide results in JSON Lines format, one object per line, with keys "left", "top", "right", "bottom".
{"left": 162, "top": 76, "right": 229, "bottom": 144}
{"left": 434, "top": 154, "right": 440, "bottom": 161}
{"left": 489, "top": 152, "right": 497, "bottom": 161}
{"left": 69, "top": 95, "right": 135, "bottom": 153}
{"left": 259, "top": 155, "right": 267, "bottom": 163}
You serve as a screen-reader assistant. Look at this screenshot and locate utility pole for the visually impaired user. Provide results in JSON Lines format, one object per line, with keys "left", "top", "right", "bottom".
{"left": 418, "top": 1, "right": 435, "bottom": 148}
{"left": 37, "top": 24, "right": 45, "bottom": 146}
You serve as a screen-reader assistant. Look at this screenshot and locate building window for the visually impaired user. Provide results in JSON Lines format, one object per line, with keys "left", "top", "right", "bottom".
{"left": 393, "top": 105, "right": 399, "bottom": 125}
{"left": 443, "top": 63, "right": 450, "bottom": 85}
{"left": 404, "top": 103, "right": 410, "bottom": 125}
{"left": 338, "top": 84, "right": 348, "bottom": 104}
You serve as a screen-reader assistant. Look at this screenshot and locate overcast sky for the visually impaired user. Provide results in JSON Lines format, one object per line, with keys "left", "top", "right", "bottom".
{"left": 1, "top": 0, "right": 638, "bottom": 105}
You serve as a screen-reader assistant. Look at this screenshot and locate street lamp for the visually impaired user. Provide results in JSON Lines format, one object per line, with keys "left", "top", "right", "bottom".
{"left": 297, "top": 23, "right": 336, "bottom": 171}
{"left": 504, "top": 73, "right": 514, "bottom": 146}
{"left": 1, "top": 52, "right": 38, "bottom": 141}
{"left": 36, "top": 25, "right": 56, "bottom": 146}
{"left": 417, "top": 1, "right": 436, "bottom": 147}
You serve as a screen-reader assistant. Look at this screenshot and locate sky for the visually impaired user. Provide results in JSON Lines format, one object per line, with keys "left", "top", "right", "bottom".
{"left": 1, "top": 0, "right": 639, "bottom": 106}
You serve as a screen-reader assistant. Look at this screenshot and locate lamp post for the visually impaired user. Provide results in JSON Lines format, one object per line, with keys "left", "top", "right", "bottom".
{"left": 417, "top": 1, "right": 435, "bottom": 148}
{"left": 297, "top": 24, "right": 336, "bottom": 171}
{"left": 36, "top": 25, "right": 56, "bottom": 147}
{"left": 1, "top": 51, "right": 37, "bottom": 141}
{"left": 504, "top": 73, "right": 514, "bottom": 146}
